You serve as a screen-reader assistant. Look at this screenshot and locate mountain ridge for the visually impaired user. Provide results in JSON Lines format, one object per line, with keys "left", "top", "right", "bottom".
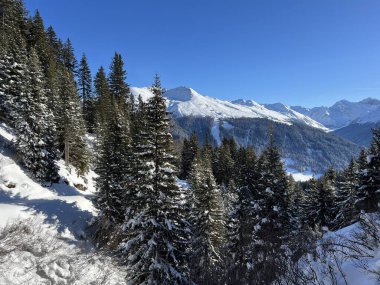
{"left": 130, "top": 86, "right": 328, "bottom": 131}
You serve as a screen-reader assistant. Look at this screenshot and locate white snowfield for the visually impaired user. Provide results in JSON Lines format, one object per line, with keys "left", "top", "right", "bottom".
{"left": 0, "top": 124, "right": 126, "bottom": 284}
{"left": 130, "top": 86, "right": 329, "bottom": 131}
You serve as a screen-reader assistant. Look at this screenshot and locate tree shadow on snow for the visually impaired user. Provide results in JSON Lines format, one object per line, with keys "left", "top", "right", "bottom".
{"left": 0, "top": 189, "right": 94, "bottom": 241}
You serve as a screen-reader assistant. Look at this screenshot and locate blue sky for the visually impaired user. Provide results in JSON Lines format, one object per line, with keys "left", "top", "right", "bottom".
{"left": 24, "top": 0, "right": 380, "bottom": 107}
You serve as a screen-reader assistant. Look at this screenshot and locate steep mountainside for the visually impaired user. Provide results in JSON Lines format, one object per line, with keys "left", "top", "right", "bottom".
{"left": 174, "top": 117, "right": 360, "bottom": 173}
{"left": 333, "top": 122, "right": 378, "bottom": 147}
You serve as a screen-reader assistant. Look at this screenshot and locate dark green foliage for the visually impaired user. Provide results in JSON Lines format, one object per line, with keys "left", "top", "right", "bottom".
{"left": 94, "top": 66, "right": 112, "bottom": 129}
{"left": 26, "top": 10, "right": 52, "bottom": 73}
{"left": 226, "top": 147, "right": 257, "bottom": 285}
{"left": 189, "top": 154, "right": 226, "bottom": 285}
{"left": 78, "top": 53, "right": 95, "bottom": 132}
{"left": 356, "top": 127, "right": 380, "bottom": 212}
{"left": 61, "top": 38, "right": 77, "bottom": 74}
{"left": 108, "top": 52, "right": 133, "bottom": 108}
{"left": 213, "top": 138, "right": 235, "bottom": 186}
{"left": 57, "top": 70, "right": 89, "bottom": 174}
{"left": 179, "top": 132, "right": 199, "bottom": 179}
{"left": 333, "top": 159, "right": 358, "bottom": 229}
{"left": 249, "top": 139, "right": 291, "bottom": 284}
{"left": 175, "top": 116, "right": 360, "bottom": 173}
{"left": 94, "top": 94, "right": 131, "bottom": 246}
{"left": 317, "top": 167, "right": 336, "bottom": 228}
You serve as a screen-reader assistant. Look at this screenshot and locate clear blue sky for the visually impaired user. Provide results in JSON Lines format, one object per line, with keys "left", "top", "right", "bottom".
{"left": 24, "top": 0, "right": 380, "bottom": 107}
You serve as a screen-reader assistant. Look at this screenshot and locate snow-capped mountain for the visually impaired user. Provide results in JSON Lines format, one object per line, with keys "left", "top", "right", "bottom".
{"left": 130, "top": 87, "right": 328, "bottom": 131}
{"left": 292, "top": 98, "right": 380, "bottom": 130}
{"left": 262, "top": 102, "right": 329, "bottom": 131}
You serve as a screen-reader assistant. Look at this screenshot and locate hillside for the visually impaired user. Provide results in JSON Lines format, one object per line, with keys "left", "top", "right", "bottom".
{"left": 0, "top": 124, "right": 126, "bottom": 284}
{"left": 173, "top": 116, "right": 360, "bottom": 173}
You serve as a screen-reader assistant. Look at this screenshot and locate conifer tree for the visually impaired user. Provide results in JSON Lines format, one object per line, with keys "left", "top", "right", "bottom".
{"left": 0, "top": 0, "right": 28, "bottom": 123}
{"left": 94, "top": 94, "right": 131, "bottom": 245}
{"left": 226, "top": 146, "right": 257, "bottom": 285}
{"left": 108, "top": 52, "right": 133, "bottom": 108}
{"left": 202, "top": 133, "right": 214, "bottom": 161}
{"left": 180, "top": 132, "right": 199, "bottom": 179}
{"left": 249, "top": 138, "right": 290, "bottom": 284}
{"left": 122, "top": 75, "right": 190, "bottom": 285}
{"left": 94, "top": 66, "right": 112, "bottom": 130}
{"left": 78, "top": 53, "right": 95, "bottom": 132}
{"left": 189, "top": 154, "right": 226, "bottom": 285}
{"left": 357, "top": 127, "right": 380, "bottom": 212}
{"left": 61, "top": 38, "right": 77, "bottom": 74}
{"left": 317, "top": 167, "right": 336, "bottom": 228}
{"left": 46, "top": 26, "right": 62, "bottom": 55}
{"left": 57, "top": 69, "right": 89, "bottom": 174}
{"left": 15, "top": 49, "right": 59, "bottom": 181}
{"left": 213, "top": 138, "right": 235, "bottom": 186}
{"left": 333, "top": 159, "right": 358, "bottom": 229}
{"left": 301, "top": 177, "right": 321, "bottom": 230}
{"left": 27, "top": 10, "right": 51, "bottom": 73}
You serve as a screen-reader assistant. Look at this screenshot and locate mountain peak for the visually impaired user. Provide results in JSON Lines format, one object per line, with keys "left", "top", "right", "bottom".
{"left": 360, "top": 97, "right": 380, "bottom": 105}
{"left": 164, "top": 86, "right": 196, "bottom": 101}
{"left": 231, "top": 99, "right": 261, "bottom": 108}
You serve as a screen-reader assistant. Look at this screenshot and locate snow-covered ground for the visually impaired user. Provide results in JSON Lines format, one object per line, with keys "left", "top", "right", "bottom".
{"left": 296, "top": 218, "right": 380, "bottom": 285}
{"left": 0, "top": 124, "right": 126, "bottom": 284}
{"left": 283, "top": 158, "right": 319, "bottom": 182}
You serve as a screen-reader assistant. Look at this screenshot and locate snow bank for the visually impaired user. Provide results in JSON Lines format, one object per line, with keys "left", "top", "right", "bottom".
{"left": 0, "top": 124, "right": 97, "bottom": 239}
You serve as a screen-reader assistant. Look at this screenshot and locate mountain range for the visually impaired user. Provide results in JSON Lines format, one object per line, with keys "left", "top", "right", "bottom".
{"left": 130, "top": 86, "right": 378, "bottom": 173}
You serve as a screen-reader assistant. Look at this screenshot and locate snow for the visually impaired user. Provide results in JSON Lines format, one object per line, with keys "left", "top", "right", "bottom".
{"left": 0, "top": 124, "right": 96, "bottom": 239}
{"left": 0, "top": 215, "right": 126, "bottom": 284}
{"left": 211, "top": 120, "right": 222, "bottom": 146}
{"left": 300, "top": 219, "right": 380, "bottom": 285}
{"left": 264, "top": 103, "right": 329, "bottom": 131}
{"left": 0, "top": 204, "right": 33, "bottom": 228}
{"left": 130, "top": 86, "right": 329, "bottom": 131}
{"left": 0, "top": 124, "right": 127, "bottom": 284}
{"left": 283, "top": 158, "right": 320, "bottom": 182}
{"left": 293, "top": 97, "right": 380, "bottom": 130}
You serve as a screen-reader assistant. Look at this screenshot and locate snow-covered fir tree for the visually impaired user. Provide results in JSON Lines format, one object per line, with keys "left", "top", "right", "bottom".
{"left": 94, "top": 95, "right": 132, "bottom": 246}
{"left": 189, "top": 153, "right": 226, "bottom": 285}
{"left": 122, "top": 75, "right": 190, "bottom": 285}
{"left": 333, "top": 159, "right": 359, "bottom": 229}
{"left": 356, "top": 127, "right": 380, "bottom": 212}
{"left": 15, "top": 48, "right": 59, "bottom": 182}
{"left": 226, "top": 146, "right": 257, "bottom": 285}
{"left": 317, "top": 167, "right": 336, "bottom": 228}
{"left": 0, "top": 0, "right": 28, "bottom": 123}
{"left": 301, "top": 177, "right": 321, "bottom": 230}
{"left": 56, "top": 69, "right": 89, "bottom": 174}
{"left": 249, "top": 137, "right": 291, "bottom": 284}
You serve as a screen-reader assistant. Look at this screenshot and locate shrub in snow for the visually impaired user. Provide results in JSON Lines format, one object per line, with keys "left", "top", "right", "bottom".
{"left": 0, "top": 215, "right": 126, "bottom": 285}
